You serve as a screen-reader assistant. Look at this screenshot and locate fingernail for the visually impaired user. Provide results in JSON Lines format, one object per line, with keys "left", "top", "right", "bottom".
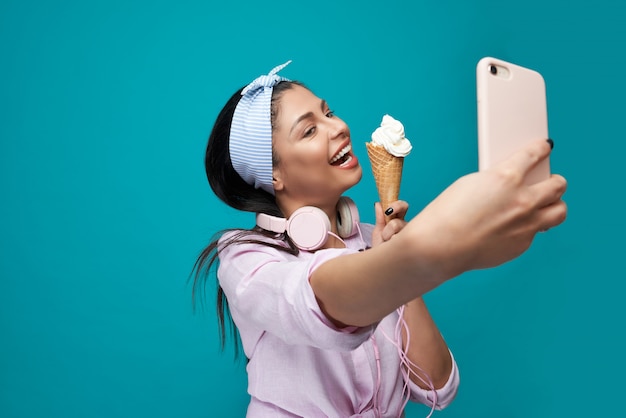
{"left": 547, "top": 138, "right": 554, "bottom": 149}
{"left": 385, "top": 207, "right": 394, "bottom": 216}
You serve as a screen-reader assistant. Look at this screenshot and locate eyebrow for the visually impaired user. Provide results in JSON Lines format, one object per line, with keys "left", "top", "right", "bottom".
{"left": 289, "top": 99, "right": 327, "bottom": 135}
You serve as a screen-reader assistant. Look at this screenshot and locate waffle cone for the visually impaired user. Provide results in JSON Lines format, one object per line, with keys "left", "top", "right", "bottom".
{"left": 366, "top": 143, "right": 404, "bottom": 211}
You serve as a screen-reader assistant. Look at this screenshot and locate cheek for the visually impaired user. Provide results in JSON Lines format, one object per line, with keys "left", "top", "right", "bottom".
{"left": 277, "top": 148, "right": 330, "bottom": 184}
{"left": 280, "top": 157, "right": 324, "bottom": 182}
{"left": 284, "top": 143, "right": 328, "bottom": 166}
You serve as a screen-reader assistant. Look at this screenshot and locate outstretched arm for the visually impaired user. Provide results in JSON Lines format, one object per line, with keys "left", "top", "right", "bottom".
{"left": 310, "top": 139, "right": 567, "bottom": 327}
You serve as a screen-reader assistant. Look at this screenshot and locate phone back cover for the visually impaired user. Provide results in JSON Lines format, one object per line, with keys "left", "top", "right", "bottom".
{"left": 476, "top": 57, "right": 550, "bottom": 184}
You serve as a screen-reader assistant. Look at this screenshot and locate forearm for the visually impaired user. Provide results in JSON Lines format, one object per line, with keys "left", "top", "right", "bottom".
{"left": 402, "top": 297, "right": 452, "bottom": 389}
{"left": 310, "top": 227, "right": 455, "bottom": 328}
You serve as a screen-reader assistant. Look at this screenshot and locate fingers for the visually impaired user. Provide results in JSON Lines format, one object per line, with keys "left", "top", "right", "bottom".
{"left": 383, "top": 200, "right": 409, "bottom": 221}
{"left": 536, "top": 199, "right": 568, "bottom": 232}
{"left": 527, "top": 173, "right": 567, "bottom": 231}
{"left": 381, "top": 218, "right": 408, "bottom": 241}
{"left": 497, "top": 138, "right": 552, "bottom": 178}
{"left": 529, "top": 174, "right": 567, "bottom": 208}
{"left": 374, "top": 202, "right": 386, "bottom": 230}
{"left": 375, "top": 200, "right": 410, "bottom": 243}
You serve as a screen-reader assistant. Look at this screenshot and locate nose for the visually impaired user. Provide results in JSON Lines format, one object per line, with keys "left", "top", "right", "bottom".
{"left": 329, "top": 117, "right": 349, "bottom": 140}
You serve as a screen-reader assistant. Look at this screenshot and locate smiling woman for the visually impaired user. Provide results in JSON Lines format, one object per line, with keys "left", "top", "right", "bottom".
{"left": 191, "top": 61, "right": 567, "bottom": 417}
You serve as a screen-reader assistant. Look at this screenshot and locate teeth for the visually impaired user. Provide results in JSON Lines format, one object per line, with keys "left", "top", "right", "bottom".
{"left": 330, "top": 144, "right": 351, "bottom": 164}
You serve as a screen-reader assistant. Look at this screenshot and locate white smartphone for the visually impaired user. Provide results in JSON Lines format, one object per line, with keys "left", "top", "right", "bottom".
{"left": 476, "top": 57, "right": 551, "bottom": 185}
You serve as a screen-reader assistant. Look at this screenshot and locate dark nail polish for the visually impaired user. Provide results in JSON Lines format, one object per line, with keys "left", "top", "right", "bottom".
{"left": 547, "top": 138, "right": 554, "bottom": 149}
{"left": 385, "top": 207, "right": 394, "bottom": 216}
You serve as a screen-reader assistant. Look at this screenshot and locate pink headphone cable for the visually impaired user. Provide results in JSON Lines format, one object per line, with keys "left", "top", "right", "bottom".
{"left": 370, "top": 335, "right": 382, "bottom": 416}
{"left": 363, "top": 224, "right": 437, "bottom": 417}
{"left": 377, "top": 306, "right": 438, "bottom": 418}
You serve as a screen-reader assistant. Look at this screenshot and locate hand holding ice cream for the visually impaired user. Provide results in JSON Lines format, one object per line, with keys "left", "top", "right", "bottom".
{"left": 366, "top": 115, "right": 412, "bottom": 213}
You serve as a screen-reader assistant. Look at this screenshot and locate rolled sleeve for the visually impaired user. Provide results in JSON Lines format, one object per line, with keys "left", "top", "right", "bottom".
{"left": 409, "top": 350, "right": 460, "bottom": 410}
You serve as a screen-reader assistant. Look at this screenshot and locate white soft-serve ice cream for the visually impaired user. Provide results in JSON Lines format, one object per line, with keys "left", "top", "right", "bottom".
{"left": 370, "top": 114, "right": 412, "bottom": 157}
{"left": 366, "top": 115, "right": 412, "bottom": 212}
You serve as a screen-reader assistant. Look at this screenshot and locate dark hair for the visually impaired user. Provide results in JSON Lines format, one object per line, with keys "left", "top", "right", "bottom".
{"left": 191, "top": 80, "right": 305, "bottom": 358}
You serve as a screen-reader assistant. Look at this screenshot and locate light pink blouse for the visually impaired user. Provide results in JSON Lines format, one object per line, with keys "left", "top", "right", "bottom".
{"left": 217, "top": 224, "right": 459, "bottom": 417}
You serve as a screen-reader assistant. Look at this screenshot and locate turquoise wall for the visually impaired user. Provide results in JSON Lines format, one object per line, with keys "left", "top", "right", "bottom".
{"left": 2, "top": 1, "right": 624, "bottom": 417}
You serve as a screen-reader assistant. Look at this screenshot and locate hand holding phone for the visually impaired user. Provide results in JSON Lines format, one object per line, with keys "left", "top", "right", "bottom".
{"left": 476, "top": 57, "right": 551, "bottom": 185}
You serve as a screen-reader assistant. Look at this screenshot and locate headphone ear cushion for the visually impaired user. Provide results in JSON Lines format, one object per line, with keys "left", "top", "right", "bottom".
{"left": 337, "top": 196, "right": 360, "bottom": 238}
{"left": 286, "top": 206, "right": 331, "bottom": 251}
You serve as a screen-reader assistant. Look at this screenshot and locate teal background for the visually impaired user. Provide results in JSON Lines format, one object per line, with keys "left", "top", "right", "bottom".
{"left": 1, "top": 0, "right": 624, "bottom": 417}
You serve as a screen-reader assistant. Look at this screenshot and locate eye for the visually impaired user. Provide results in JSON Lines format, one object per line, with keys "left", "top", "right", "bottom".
{"left": 325, "top": 109, "right": 335, "bottom": 118}
{"left": 303, "top": 126, "right": 316, "bottom": 137}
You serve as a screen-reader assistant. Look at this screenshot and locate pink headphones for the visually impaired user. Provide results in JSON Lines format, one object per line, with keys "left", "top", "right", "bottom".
{"left": 256, "top": 197, "right": 360, "bottom": 251}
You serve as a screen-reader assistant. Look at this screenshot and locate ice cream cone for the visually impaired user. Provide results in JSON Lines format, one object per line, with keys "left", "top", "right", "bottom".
{"left": 366, "top": 142, "right": 404, "bottom": 211}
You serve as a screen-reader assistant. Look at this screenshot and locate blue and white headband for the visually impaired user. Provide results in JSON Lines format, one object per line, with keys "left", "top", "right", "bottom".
{"left": 229, "top": 60, "right": 292, "bottom": 195}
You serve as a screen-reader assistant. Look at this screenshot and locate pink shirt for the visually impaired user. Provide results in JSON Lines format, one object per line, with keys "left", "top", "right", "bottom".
{"left": 217, "top": 224, "right": 459, "bottom": 417}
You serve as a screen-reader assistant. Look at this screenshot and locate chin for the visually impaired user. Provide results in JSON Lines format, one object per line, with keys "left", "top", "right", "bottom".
{"left": 344, "top": 166, "right": 363, "bottom": 190}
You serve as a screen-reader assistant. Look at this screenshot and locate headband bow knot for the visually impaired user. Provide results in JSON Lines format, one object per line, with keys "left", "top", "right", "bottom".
{"left": 240, "top": 60, "right": 291, "bottom": 95}
{"left": 229, "top": 61, "right": 292, "bottom": 195}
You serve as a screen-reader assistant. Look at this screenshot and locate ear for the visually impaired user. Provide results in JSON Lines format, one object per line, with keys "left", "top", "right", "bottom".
{"left": 272, "top": 168, "right": 284, "bottom": 192}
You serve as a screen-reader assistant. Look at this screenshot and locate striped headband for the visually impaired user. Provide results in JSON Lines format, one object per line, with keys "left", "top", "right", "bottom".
{"left": 229, "top": 60, "right": 292, "bottom": 195}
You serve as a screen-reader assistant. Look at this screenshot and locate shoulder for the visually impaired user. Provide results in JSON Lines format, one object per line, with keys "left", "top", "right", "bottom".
{"left": 218, "top": 228, "right": 288, "bottom": 248}
{"left": 217, "top": 229, "right": 293, "bottom": 262}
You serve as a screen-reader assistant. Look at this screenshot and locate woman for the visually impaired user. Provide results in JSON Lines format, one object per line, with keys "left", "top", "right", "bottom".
{"left": 192, "top": 62, "right": 567, "bottom": 417}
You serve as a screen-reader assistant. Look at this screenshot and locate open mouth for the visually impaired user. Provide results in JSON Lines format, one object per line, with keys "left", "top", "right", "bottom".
{"left": 330, "top": 144, "right": 352, "bottom": 166}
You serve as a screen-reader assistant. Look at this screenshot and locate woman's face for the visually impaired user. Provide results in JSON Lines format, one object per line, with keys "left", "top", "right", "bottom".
{"left": 271, "top": 84, "right": 362, "bottom": 208}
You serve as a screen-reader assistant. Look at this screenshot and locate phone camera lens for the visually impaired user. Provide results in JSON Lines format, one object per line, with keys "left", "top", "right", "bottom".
{"left": 489, "top": 65, "right": 498, "bottom": 75}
